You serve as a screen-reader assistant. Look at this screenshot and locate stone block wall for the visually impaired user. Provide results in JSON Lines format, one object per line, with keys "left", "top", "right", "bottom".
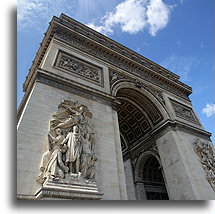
{"left": 17, "top": 81, "right": 127, "bottom": 200}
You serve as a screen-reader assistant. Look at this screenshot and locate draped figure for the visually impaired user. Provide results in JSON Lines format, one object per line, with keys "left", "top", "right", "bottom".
{"left": 37, "top": 100, "right": 97, "bottom": 184}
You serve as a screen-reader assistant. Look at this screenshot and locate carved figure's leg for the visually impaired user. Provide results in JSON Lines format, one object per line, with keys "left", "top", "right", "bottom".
{"left": 76, "top": 156, "right": 80, "bottom": 173}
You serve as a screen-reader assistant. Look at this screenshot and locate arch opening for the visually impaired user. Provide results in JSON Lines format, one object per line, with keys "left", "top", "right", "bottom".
{"left": 142, "top": 155, "right": 169, "bottom": 200}
{"left": 116, "top": 87, "right": 164, "bottom": 156}
{"left": 116, "top": 87, "right": 169, "bottom": 200}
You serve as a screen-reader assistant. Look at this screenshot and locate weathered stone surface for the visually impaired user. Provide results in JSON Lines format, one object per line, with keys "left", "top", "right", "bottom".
{"left": 35, "top": 178, "right": 103, "bottom": 200}
{"left": 156, "top": 128, "right": 215, "bottom": 200}
{"left": 193, "top": 139, "right": 215, "bottom": 191}
{"left": 17, "top": 82, "right": 127, "bottom": 200}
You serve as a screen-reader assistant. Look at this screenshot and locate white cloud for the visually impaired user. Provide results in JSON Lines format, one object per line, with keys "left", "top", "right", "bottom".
{"left": 202, "top": 104, "right": 215, "bottom": 118}
{"left": 87, "top": 0, "right": 171, "bottom": 36}
{"left": 105, "top": 0, "right": 147, "bottom": 34}
{"left": 18, "top": 0, "right": 171, "bottom": 35}
{"left": 146, "top": 0, "right": 170, "bottom": 36}
{"left": 17, "top": 0, "right": 45, "bottom": 31}
{"left": 17, "top": 0, "right": 75, "bottom": 32}
{"left": 87, "top": 23, "right": 110, "bottom": 35}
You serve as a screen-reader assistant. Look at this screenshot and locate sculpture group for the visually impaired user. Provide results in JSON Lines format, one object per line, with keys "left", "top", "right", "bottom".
{"left": 37, "top": 100, "right": 96, "bottom": 184}
{"left": 193, "top": 139, "right": 215, "bottom": 191}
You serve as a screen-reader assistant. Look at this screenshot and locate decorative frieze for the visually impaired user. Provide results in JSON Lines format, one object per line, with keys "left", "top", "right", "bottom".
{"left": 54, "top": 50, "right": 104, "bottom": 86}
{"left": 56, "top": 15, "right": 184, "bottom": 84}
{"left": 193, "top": 139, "right": 215, "bottom": 191}
{"left": 54, "top": 28, "right": 191, "bottom": 100}
{"left": 170, "top": 99, "right": 200, "bottom": 125}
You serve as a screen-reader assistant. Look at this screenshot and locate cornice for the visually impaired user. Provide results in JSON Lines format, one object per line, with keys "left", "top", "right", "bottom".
{"left": 58, "top": 14, "right": 180, "bottom": 79}
{"left": 57, "top": 14, "right": 192, "bottom": 90}
{"left": 151, "top": 119, "right": 211, "bottom": 141}
{"left": 36, "top": 68, "right": 116, "bottom": 104}
{"left": 122, "top": 118, "right": 211, "bottom": 162}
{"left": 23, "top": 13, "right": 192, "bottom": 100}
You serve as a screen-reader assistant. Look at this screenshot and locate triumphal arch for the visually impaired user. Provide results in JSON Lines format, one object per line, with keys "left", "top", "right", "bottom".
{"left": 17, "top": 14, "right": 215, "bottom": 200}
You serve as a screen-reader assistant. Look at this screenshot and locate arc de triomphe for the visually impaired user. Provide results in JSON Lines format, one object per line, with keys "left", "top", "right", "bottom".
{"left": 17, "top": 14, "right": 215, "bottom": 200}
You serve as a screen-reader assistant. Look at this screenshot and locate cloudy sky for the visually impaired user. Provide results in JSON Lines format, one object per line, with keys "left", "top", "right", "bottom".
{"left": 17, "top": 0, "right": 214, "bottom": 142}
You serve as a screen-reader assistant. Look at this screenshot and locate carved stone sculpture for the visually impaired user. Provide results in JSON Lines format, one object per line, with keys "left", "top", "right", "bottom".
{"left": 80, "top": 133, "right": 94, "bottom": 179}
{"left": 37, "top": 100, "right": 97, "bottom": 185}
{"left": 55, "top": 51, "right": 103, "bottom": 86}
{"left": 193, "top": 139, "right": 215, "bottom": 191}
{"left": 171, "top": 99, "right": 200, "bottom": 125}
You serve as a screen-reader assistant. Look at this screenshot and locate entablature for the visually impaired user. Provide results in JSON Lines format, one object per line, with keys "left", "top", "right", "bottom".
{"left": 23, "top": 13, "right": 192, "bottom": 101}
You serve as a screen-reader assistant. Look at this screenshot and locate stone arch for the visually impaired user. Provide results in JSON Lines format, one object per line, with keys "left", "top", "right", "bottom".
{"left": 112, "top": 81, "right": 170, "bottom": 121}
{"left": 112, "top": 81, "right": 171, "bottom": 199}
{"left": 110, "top": 80, "right": 214, "bottom": 200}
{"left": 114, "top": 84, "right": 169, "bottom": 154}
{"left": 134, "top": 150, "right": 162, "bottom": 181}
{"left": 134, "top": 151, "right": 169, "bottom": 200}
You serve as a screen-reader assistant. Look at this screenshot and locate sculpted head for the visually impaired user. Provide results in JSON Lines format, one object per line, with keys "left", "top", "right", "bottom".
{"left": 73, "top": 125, "right": 79, "bottom": 133}
{"left": 55, "top": 128, "right": 62, "bottom": 135}
{"left": 61, "top": 144, "right": 68, "bottom": 153}
{"left": 85, "top": 133, "right": 91, "bottom": 140}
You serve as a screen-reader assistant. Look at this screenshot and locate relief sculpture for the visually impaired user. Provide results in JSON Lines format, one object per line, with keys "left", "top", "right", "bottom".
{"left": 55, "top": 51, "right": 103, "bottom": 86}
{"left": 193, "top": 139, "right": 215, "bottom": 191}
{"left": 170, "top": 99, "right": 200, "bottom": 125}
{"left": 37, "top": 100, "right": 96, "bottom": 184}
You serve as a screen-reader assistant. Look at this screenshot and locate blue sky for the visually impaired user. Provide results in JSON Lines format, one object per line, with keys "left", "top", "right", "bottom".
{"left": 17, "top": 0, "right": 214, "bottom": 142}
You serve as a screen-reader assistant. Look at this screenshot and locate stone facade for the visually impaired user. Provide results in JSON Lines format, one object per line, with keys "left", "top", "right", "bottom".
{"left": 17, "top": 14, "right": 215, "bottom": 200}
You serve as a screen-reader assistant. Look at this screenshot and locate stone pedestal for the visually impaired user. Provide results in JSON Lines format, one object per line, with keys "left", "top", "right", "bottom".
{"left": 35, "top": 178, "right": 103, "bottom": 200}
